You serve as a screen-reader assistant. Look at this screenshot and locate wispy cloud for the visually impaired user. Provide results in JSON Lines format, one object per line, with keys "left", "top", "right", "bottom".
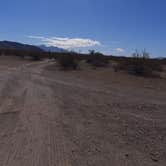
{"left": 115, "top": 48, "right": 125, "bottom": 53}
{"left": 28, "top": 36, "right": 101, "bottom": 49}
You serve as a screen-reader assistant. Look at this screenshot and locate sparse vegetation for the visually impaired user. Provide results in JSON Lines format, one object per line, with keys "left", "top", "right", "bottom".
{"left": 57, "top": 54, "right": 80, "bottom": 70}
{"left": 116, "top": 50, "right": 163, "bottom": 77}
{"left": 0, "top": 48, "right": 165, "bottom": 75}
{"left": 31, "top": 54, "right": 42, "bottom": 61}
{"left": 86, "top": 50, "right": 109, "bottom": 68}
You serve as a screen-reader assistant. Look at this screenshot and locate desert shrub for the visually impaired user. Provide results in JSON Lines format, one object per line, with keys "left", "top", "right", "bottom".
{"left": 86, "top": 51, "right": 109, "bottom": 67}
{"left": 117, "top": 50, "right": 163, "bottom": 76}
{"left": 31, "top": 54, "right": 42, "bottom": 61}
{"left": 57, "top": 54, "right": 79, "bottom": 70}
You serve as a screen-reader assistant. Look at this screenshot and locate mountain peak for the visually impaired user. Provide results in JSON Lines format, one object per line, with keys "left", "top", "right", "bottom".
{"left": 39, "top": 45, "right": 67, "bottom": 53}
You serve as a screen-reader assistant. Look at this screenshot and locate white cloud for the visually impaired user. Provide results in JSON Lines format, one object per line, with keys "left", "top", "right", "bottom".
{"left": 28, "top": 35, "right": 45, "bottom": 39}
{"left": 28, "top": 36, "right": 101, "bottom": 49}
{"left": 115, "top": 48, "right": 125, "bottom": 53}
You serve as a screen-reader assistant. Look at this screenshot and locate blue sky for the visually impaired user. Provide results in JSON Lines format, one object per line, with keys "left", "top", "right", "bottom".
{"left": 0, "top": 0, "right": 166, "bottom": 57}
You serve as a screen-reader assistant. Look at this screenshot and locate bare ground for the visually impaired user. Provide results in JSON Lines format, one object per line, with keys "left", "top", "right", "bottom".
{"left": 0, "top": 56, "right": 165, "bottom": 166}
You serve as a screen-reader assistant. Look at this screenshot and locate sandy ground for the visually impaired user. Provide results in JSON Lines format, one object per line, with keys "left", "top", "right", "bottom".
{"left": 0, "top": 56, "right": 165, "bottom": 166}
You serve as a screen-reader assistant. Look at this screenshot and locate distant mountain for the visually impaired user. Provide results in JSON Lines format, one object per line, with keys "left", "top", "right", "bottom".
{"left": 0, "top": 41, "right": 43, "bottom": 52}
{"left": 39, "top": 45, "right": 67, "bottom": 53}
{"left": 156, "top": 57, "right": 166, "bottom": 60}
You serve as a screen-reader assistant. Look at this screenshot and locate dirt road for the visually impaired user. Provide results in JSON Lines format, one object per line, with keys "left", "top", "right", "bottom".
{"left": 0, "top": 60, "right": 165, "bottom": 166}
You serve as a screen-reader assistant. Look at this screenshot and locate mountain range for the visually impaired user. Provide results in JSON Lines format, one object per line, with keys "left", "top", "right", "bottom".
{"left": 39, "top": 45, "right": 67, "bottom": 53}
{"left": 0, "top": 41, "right": 43, "bottom": 52}
{"left": 0, "top": 41, "right": 67, "bottom": 53}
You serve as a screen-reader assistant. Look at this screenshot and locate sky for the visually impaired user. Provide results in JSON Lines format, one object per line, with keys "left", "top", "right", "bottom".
{"left": 0, "top": 0, "right": 166, "bottom": 57}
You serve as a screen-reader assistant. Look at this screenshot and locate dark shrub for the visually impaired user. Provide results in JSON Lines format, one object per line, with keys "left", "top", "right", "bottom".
{"left": 57, "top": 54, "right": 79, "bottom": 70}
{"left": 117, "top": 50, "right": 163, "bottom": 77}
{"left": 126, "top": 58, "right": 152, "bottom": 76}
{"left": 86, "top": 51, "right": 109, "bottom": 67}
{"left": 31, "top": 55, "right": 42, "bottom": 61}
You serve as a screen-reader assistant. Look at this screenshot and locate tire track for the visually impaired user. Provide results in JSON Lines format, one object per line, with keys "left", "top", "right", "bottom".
{"left": 0, "top": 61, "right": 71, "bottom": 166}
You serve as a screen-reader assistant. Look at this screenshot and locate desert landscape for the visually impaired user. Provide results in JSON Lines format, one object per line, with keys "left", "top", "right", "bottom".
{"left": 1, "top": 0, "right": 166, "bottom": 165}
{"left": 0, "top": 54, "right": 165, "bottom": 166}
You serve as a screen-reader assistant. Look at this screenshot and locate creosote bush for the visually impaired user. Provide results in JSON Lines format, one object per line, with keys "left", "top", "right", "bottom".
{"left": 31, "top": 55, "right": 42, "bottom": 61}
{"left": 57, "top": 54, "right": 80, "bottom": 70}
{"left": 117, "top": 50, "right": 163, "bottom": 77}
{"left": 86, "top": 50, "right": 109, "bottom": 67}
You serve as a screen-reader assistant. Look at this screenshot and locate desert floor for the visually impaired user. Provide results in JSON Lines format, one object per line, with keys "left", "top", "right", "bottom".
{"left": 0, "top": 56, "right": 165, "bottom": 166}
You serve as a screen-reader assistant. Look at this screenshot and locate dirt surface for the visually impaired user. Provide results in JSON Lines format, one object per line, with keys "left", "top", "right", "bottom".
{"left": 0, "top": 56, "right": 166, "bottom": 166}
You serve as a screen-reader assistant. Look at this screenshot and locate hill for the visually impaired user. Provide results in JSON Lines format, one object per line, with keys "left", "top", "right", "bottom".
{"left": 0, "top": 41, "right": 43, "bottom": 52}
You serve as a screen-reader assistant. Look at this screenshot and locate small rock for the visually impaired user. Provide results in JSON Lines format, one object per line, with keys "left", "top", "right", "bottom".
{"left": 150, "top": 152, "right": 159, "bottom": 162}
{"left": 125, "top": 154, "right": 129, "bottom": 157}
{"left": 151, "top": 156, "right": 158, "bottom": 162}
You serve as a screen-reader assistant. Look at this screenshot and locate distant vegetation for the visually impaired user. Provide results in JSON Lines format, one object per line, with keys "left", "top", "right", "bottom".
{"left": 0, "top": 48, "right": 165, "bottom": 76}
{"left": 0, "top": 49, "right": 45, "bottom": 61}
{"left": 116, "top": 50, "right": 164, "bottom": 77}
{"left": 57, "top": 54, "right": 80, "bottom": 70}
{"left": 86, "top": 50, "right": 109, "bottom": 68}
